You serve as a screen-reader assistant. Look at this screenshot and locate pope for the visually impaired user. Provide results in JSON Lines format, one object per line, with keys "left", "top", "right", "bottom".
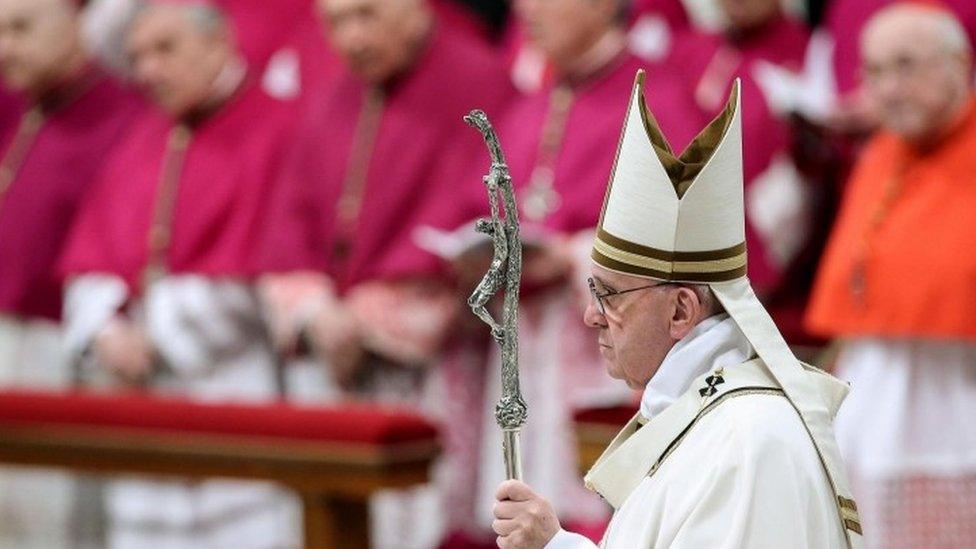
{"left": 491, "top": 70, "right": 864, "bottom": 549}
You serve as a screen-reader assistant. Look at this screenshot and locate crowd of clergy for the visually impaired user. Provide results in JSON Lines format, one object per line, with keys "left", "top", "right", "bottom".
{"left": 0, "top": 0, "right": 973, "bottom": 547}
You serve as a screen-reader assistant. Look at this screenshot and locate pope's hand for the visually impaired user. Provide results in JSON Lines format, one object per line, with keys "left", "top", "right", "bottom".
{"left": 493, "top": 480, "right": 561, "bottom": 549}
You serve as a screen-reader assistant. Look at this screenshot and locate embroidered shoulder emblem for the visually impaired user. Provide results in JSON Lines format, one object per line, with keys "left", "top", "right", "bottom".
{"left": 699, "top": 368, "right": 725, "bottom": 397}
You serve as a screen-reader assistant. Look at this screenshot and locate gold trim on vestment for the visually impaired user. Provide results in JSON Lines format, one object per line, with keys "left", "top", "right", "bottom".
{"left": 0, "top": 108, "right": 45, "bottom": 200}
{"left": 647, "top": 387, "right": 784, "bottom": 478}
{"left": 838, "top": 496, "right": 862, "bottom": 534}
{"left": 142, "top": 124, "right": 192, "bottom": 290}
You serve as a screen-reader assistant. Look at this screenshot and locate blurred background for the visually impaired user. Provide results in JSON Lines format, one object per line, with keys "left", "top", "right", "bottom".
{"left": 1, "top": 0, "right": 974, "bottom": 547}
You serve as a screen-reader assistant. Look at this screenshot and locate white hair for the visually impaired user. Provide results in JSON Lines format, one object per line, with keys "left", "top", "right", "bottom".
{"left": 82, "top": 0, "right": 139, "bottom": 70}
{"left": 681, "top": 283, "right": 724, "bottom": 317}
{"left": 127, "top": 0, "right": 227, "bottom": 36}
{"left": 183, "top": 2, "right": 225, "bottom": 35}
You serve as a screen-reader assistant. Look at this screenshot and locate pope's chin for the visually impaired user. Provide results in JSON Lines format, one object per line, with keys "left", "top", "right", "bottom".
{"left": 602, "top": 352, "right": 642, "bottom": 391}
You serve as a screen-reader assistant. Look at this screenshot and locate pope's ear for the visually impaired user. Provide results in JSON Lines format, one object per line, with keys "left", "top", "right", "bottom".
{"left": 669, "top": 286, "right": 701, "bottom": 340}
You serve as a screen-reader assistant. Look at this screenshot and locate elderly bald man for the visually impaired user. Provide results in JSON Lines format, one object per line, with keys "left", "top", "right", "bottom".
{"left": 807, "top": 3, "right": 976, "bottom": 547}
{"left": 0, "top": 0, "right": 139, "bottom": 545}
{"left": 59, "top": 1, "right": 302, "bottom": 547}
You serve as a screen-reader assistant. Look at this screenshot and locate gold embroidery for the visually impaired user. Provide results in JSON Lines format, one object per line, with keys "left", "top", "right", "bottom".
{"left": 333, "top": 87, "right": 385, "bottom": 263}
{"left": 142, "top": 124, "right": 192, "bottom": 290}
{"left": 597, "top": 228, "right": 747, "bottom": 261}
{"left": 0, "top": 108, "right": 45, "bottom": 202}
{"left": 593, "top": 237, "right": 748, "bottom": 273}
{"left": 641, "top": 76, "right": 739, "bottom": 198}
{"left": 838, "top": 496, "right": 862, "bottom": 534}
{"left": 649, "top": 387, "right": 784, "bottom": 478}
{"left": 843, "top": 519, "right": 862, "bottom": 535}
{"left": 592, "top": 236, "right": 748, "bottom": 282}
{"left": 838, "top": 496, "right": 858, "bottom": 511}
{"left": 523, "top": 85, "right": 572, "bottom": 221}
{"left": 0, "top": 73, "right": 103, "bottom": 204}
{"left": 591, "top": 248, "right": 749, "bottom": 282}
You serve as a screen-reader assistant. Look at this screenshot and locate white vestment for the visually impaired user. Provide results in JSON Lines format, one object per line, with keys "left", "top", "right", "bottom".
{"left": 833, "top": 338, "right": 976, "bottom": 549}
{"left": 0, "top": 315, "right": 74, "bottom": 548}
{"left": 64, "top": 274, "right": 300, "bottom": 549}
{"left": 547, "top": 315, "right": 849, "bottom": 549}
{"left": 0, "top": 315, "right": 68, "bottom": 386}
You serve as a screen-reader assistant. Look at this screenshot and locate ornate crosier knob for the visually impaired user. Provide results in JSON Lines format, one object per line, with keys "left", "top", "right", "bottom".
{"left": 464, "top": 110, "right": 527, "bottom": 480}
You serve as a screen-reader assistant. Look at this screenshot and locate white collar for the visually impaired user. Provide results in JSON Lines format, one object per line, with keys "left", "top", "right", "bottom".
{"left": 639, "top": 313, "right": 754, "bottom": 421}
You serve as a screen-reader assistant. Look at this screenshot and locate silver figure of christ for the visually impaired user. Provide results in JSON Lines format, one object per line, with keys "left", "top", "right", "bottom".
{"left": 464, "top": 110, "right": 528, "bottom": 481}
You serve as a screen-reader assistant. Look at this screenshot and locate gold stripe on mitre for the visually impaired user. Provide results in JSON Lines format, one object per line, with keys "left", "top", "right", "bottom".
{"left": 592, "top": 228, "right": 747, "bottom": 282}
{"left": 837, "top": 496, "right": 863, "bottom": 535}
{"left": 592, "top": 69, "right": 746, "bottom": 283}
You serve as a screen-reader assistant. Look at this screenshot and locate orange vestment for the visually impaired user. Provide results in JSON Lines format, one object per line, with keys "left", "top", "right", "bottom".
{"left": 806, "top": 97, "right": 976, "bottom": 340}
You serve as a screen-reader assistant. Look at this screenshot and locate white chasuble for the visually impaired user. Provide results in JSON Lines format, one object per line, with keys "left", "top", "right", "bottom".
{"left": 547, "top": 316, "right": 851, "bottom": 549}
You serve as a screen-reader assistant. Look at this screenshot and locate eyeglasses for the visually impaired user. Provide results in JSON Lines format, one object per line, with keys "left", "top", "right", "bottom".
{"left": 587, "top": 277, "right": 669, "bottom": 316}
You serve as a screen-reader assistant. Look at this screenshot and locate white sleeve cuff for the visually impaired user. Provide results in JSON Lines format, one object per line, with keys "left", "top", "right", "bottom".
{"left": 62, "top": 274, "right": 129, "bottom": 358}
{"left": 545, "top": 529, "right": 599, "bottom": 549}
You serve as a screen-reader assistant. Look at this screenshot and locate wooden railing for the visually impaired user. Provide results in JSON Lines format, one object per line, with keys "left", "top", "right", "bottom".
{"left": 0, "top": 390, "right": 440, "bottom": 549}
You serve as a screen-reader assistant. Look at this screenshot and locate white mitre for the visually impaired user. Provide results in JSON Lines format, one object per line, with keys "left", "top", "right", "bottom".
{"left": 593, "top": 72, "right": 747, "bottom": 282}
{"left": 590, "top": 70, "right": 864, "bottom": 548}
